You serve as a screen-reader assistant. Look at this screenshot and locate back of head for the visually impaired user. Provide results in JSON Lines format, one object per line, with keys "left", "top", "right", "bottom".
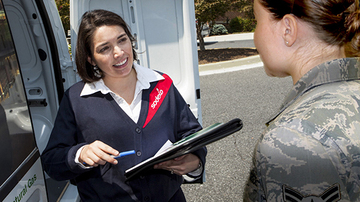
{"left": 259, "top": 0, "right": 360, "bottom": 57}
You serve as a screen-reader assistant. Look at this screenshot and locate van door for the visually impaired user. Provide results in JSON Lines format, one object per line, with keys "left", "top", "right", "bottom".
{"left": 1, "top": 0, "right": 78, "bottom": 201}
{"left": 70, "top": 0, "right": 202, "bottom": 123}
{"left": 0, "top": 1, "right": 47, "bottom": 201}
{"left": 3, "top": 0, "right": 75, "bottom": 154}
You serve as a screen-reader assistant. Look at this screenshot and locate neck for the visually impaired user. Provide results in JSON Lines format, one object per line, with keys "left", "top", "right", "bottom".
{"left": 290, "top": 44, "right": 345, "bottom": 84}
{"left": 103, "top": 68, "right": 137, "bottom": 104}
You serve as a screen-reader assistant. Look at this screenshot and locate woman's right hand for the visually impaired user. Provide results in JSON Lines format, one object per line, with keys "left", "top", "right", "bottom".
{"left": 79, "top": 140, "right": 119, "bottom": 167}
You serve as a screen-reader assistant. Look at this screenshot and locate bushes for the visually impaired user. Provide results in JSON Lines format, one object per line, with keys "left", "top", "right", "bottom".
{"left": 229, "top": 17, "right": 256, "bottom": 33}
{"left": 210, "top": 24, "right": 228, "bottom": 35}
{"left": 206, "top": 16, "right": 256, "bottom": 36}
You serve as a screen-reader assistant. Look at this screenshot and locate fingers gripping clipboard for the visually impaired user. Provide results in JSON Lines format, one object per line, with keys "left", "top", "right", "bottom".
{"left": 124, "top": 118, "right": 243, "bottom": 180}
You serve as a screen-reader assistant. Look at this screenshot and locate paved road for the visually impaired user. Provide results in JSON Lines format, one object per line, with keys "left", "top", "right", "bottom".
{"left": 183, "top": 33, "right": 292, "bottom": 201}
{"left": 182, "top": 66, "right": 292, "bottom": 201}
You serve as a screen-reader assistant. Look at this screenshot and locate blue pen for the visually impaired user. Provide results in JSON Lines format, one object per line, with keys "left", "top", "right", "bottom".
{"left": 111, "top": 150, "right": 136, "bottom": 159}
{"left": 83, "top": 150, "right": 135, "bottom": 165}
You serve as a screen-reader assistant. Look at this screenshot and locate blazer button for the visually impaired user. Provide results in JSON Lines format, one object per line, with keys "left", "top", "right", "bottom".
{"left": 136, "top": 151, "right": 142, "bottom": 156}
{"left": 135, "top": 127, "right": 141, "bottom": 134}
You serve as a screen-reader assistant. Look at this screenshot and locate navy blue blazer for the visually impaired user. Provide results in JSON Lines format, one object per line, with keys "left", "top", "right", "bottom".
{"left": 41, "top": 74, "right": 206, "bottom": 202}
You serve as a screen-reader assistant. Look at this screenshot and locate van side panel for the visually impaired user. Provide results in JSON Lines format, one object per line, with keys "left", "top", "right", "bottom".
{"left": 3, "top": 157, "right": 47, "bottom": 202}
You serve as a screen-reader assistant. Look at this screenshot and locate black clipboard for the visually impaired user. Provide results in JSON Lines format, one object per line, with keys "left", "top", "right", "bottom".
{"left": 124, "top": 118, "right": 243, "bottom": 180}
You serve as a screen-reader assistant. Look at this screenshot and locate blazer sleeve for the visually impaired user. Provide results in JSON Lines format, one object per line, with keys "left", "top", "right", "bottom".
{"left": 41, "top": 90, "right": 89, "bottom": 181}
{"left": 172, "top": 84, "right": 207, "bottom": 171}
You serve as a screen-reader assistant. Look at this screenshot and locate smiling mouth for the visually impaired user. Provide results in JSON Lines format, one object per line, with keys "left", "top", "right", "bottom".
{"left": 114, "top": 58, "right": 127, "bottom": 67}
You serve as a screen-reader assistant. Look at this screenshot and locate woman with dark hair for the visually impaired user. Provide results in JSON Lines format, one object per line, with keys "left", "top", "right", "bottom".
{"left": 42, "top": 9, "right": 206, "bottom": 201}
{"left": 244, "top": 0, "right": 360, "bottom": 201}
{"left": 75, "top": 9, "right": 138, "bottom": 83}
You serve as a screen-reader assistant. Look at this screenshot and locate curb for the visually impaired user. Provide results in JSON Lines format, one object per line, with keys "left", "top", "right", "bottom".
{"left": 198, "top": 32, "right": 260, "bottom": 76}
{"left": 203, "top": 32, "right": 254, "bottom": 43}
{"left": 199, "top": 55, "right": 263, "bottom": 76}
{"left": 197, "top": 33, "right": 254, "bottom": 43}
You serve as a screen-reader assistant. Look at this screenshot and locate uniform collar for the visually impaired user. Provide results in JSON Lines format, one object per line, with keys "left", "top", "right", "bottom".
{"left": 80, "top": 63, "right": 164, "bottom": 96}
{"left": 266, "top": 57, "right": 360, "bottom": 125}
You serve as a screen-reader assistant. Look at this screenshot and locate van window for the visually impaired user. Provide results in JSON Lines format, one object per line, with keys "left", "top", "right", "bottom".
{"left": 0, "top": 0, "right": 37, "bottom": 193}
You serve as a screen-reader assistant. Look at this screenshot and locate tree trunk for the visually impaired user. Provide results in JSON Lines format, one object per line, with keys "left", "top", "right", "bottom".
{"left": 198, "top": 32, "right": 206, "bottom": 51}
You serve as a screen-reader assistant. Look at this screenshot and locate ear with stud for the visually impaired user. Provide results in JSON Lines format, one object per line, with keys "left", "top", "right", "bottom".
{"left": 282, "top": 14, "right": 297, "bottom": 47}
{"left": 284, "top": 29, "right": 291, "bottom": 46}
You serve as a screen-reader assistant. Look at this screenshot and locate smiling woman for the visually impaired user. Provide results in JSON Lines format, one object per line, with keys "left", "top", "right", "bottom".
{"left": 87, "top": 25, "right": 136, "bottom": 103}
{"left": 41, "top": 9, "right": 207, "bottom": 202}
{"left": 75, "top": 10, "right": 137, "bottom": 83}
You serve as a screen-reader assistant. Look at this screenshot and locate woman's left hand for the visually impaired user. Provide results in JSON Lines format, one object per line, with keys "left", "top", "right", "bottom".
{"left": 153, "top": 153, "right": 200, "bottom": 175}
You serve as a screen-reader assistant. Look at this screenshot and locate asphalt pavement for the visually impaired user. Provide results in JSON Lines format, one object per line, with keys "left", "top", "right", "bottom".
{"left": 182, "top": 63, "right": 293, "bottom": 201}
{"left": 198, "top": 33, "right": 263, "bottom": 76}
{"left": 182, "top": 33, "right": 266, "bottom": 201}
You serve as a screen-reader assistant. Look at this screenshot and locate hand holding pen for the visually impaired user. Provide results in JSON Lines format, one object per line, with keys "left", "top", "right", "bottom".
{"left": 79, "top": 140, "right": 135, "bottom": 167}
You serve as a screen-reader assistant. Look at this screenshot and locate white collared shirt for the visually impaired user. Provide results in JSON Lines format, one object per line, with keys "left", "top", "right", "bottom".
{"left": 80, "top": 63, "right": 164, "bottom": 123}
{"left": 75, "top": 63, "right": 164, "bottom": 168}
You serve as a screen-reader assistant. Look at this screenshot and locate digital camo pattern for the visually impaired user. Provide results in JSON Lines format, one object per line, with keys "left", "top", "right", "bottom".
{"left": 244, "top": 58, "right": 360, "bottom": 202}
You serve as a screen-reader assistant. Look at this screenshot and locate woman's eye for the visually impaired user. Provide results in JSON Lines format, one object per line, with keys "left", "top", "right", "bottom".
{"left": 119, "top": 37, "right": 127, "bottom": 43}
{"left": 99, "top": 46, "right": 109, "bottom": 53}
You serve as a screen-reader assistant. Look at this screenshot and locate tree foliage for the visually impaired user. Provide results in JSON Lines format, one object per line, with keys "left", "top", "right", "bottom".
{"left": 195, "top": 0, "right": 253, "bottom": 50}
{"left": 237, "top": 0, "right": 254, "bottom": 20}
{"left": 229, "top": 17, "right": 256, "bottom": 32}
{"left": 55, "top": 0, "right": 70, "bottom": 36}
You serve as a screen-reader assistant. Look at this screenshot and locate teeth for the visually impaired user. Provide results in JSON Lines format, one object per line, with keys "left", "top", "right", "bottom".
{"left": 114, "top": 58, "right": 127, "bottom": 66}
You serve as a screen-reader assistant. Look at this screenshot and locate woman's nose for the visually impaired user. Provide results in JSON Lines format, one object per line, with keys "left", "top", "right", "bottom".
{"left": 113, "top": 45, "right": 123, "bottom": 58}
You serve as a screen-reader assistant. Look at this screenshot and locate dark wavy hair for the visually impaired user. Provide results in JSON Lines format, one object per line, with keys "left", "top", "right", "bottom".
{"left": 75, "top": 9, "right": 138, "bottom": 83}
{"left": 259, "top": 0, "right": 360, "bottom": 57}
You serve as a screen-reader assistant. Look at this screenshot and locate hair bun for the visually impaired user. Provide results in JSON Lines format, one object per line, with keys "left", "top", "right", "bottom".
{"left": 346, "top": 9, "right": 360, "bottom": 26}
{"left": 345, "top": 9, "right": 360, "bottom": 56}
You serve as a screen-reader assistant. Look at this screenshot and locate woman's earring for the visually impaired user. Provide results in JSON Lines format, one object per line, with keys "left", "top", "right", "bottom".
{"left": 93, "top": 65, "right": 101, "bottom": 78}
{"left": 285, "top": 29, "right": 291, "bottom": 46}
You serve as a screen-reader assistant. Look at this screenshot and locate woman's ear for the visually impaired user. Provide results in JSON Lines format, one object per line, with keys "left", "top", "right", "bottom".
{"left": 282, "top": 14, "right": 298, "bottom": 47}
{"left": 87, "top": 56, "right": 96, "bottom": 66}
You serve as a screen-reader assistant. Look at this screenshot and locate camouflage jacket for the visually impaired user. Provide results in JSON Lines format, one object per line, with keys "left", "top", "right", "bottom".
{"left": 244, "top": 58, "right": 360, "bottom": 202}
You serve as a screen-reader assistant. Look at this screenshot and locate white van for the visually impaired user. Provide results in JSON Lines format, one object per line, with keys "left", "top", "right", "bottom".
{"left": 0, "top": 0, "right": 201, "bottom": 201}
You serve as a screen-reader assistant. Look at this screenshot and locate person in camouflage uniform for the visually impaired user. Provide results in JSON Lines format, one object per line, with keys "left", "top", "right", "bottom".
{"left": 243, "top": 0, "right": 360, "bottom": 201}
